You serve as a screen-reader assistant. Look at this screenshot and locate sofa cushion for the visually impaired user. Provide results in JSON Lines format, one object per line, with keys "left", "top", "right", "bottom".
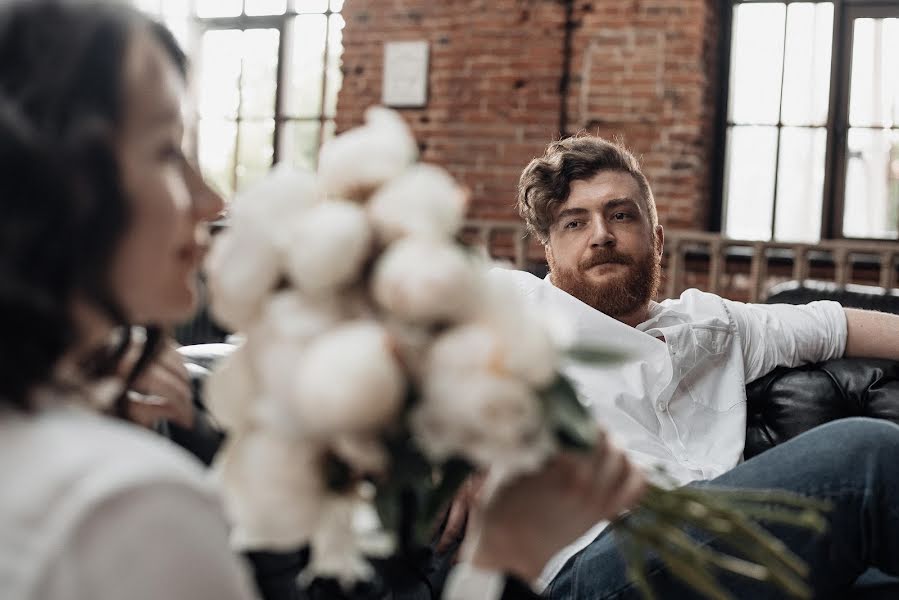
{"left": 745, "top": 358, "right": 899, "bottom": 459}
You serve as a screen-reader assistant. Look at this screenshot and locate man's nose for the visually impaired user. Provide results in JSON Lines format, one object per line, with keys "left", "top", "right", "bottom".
{"left": 589, "top": 219, "right": 615, "bottom": 248}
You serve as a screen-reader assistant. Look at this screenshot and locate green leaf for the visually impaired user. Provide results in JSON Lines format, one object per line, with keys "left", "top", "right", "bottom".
{"left": 323, "top": 453, "right": 353, "bottom": 493}
{"left": 619, "top": 532, "right": 658, "bottom": 600}
{"left": 414, "top": 457, "right": 475, "bottom": 546}
{"left": 566, "top": 346, "right": 629, "bottom": 364}
{"left": 374, "top": 480, "right": 403, "bottom": 535}
{"left": 539, "top": 375, "right": 598, "bottom": 450}
{"left": 422, "top": 457, "right": 474, "bottom": 525}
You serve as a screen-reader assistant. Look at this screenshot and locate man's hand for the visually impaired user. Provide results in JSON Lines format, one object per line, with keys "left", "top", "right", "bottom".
{"left": 121, "top": 340, "right": 195, "bottom": 430}
{"left": 470, "top": 434, "right": 646, "bottom": 582}
{"left": 436, "top": 472, "right": 487, "bottom": 554}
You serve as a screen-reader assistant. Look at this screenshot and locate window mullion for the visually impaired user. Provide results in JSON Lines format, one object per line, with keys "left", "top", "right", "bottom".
{"left": 233, "top": 30, "right": 245, "bottom": 194}
{"left": 769, "top": 5, "right": 790, "bottom": 241}
{"left": 317, "top": 11, "right": 332, "bottom": 151}
{"left": 821, "top": 0, "right": 848, "bottom": 240}
{"left": 272, "top": 17, "right": 288, "bottom": 165}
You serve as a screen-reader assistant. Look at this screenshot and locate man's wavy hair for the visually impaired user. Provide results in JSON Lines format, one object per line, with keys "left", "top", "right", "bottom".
{"left": 517, "top": 135, "right": 657, "bottom": 244}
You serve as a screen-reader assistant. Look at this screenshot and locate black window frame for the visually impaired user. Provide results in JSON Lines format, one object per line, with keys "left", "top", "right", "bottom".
{"left": 192, "top": 1, "right": 344, "bottom": 193}
{"left": 712, "top": 0, "right": 899, "bottom": 242}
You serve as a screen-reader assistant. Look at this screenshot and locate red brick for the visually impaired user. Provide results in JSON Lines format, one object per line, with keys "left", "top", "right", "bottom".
{"left": 335, "top": 0, "right": 721, "bottom": 230}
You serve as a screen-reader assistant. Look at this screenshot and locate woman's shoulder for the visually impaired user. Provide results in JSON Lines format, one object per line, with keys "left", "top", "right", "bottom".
{"left": 0, "top": 404, "right": 258, "bottom": 600}
{"left": 0, "top": 404, "right": 235, "bottom": 598}
{"left": 0, "top": 402, "right": 210, "bottom": 492}
{"left": 0, "top": 404, "right": 220, "bottom": 585}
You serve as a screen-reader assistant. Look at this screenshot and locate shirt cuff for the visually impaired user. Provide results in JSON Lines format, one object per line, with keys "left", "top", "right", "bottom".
{"left": 444, "top": 563, "right": 506, "bottom": 600}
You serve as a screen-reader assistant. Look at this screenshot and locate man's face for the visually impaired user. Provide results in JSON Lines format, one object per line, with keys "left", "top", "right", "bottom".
{"left": 545, "top": 170, "right": 664, "bottom": 320}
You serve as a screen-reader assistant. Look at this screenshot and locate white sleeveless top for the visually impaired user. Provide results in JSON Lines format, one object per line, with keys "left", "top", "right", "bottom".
{"left": 0, "top": 402, "right": 257, "bottom": 600}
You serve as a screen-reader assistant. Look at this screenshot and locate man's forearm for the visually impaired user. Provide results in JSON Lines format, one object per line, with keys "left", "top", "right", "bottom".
{"left": 844, "top": 308, "right": 899, "bottom": 359}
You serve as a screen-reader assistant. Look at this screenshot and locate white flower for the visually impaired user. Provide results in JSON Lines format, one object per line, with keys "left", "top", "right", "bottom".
{"left": 301, "top": 496, "right": 393, "bottom": 589}
{"left": 252, "top": 290, "right": 345, "bottom": 343}
{"left": 367, "top": 163, "right": 466, "bottom": 243}
{"left": 215, "top": 431, "right": 326, "bottom": 550}
{"left": 206, "top": 344, "right": 256, "bottom": 432}
{"left": 292, "top": 320, "right": 405, "bottom": 436}
{"left": 382, "top": 318, "right": 432, "bottom": 377}
{"left": 244, "top": 292, "right": 346, "bottom": 434}
{"left": 285, "top": 200, "right": 372, "bottom": 296}
{"left": 331, "top": 434, "right": 389, "bottom": 477}
{"left": 229, "top": 163, "right": 319, "bottom": 235}
{"left": 205, "top": 224, "right": 283, "bottom": 331}
{"left": 371, "top": 237, "right": 478, "bottom": 325}
{"left": 411, "top": 373, "right": 551, "bottom": 476}
{"left": 483, "top": 267, "right": 575, "bottom": 350}
{"left": 317, "top": 106, "right": 417, "bottom": 200}
{"left": 426, "top": 320, "right": 557, "bottom": 388}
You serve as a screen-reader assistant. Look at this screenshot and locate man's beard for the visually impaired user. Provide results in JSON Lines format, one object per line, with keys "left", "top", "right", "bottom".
{"left": 547, "top": 245, "right": 661, "bottom": 319}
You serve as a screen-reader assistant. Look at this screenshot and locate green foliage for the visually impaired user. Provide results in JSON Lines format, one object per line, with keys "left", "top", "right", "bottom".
{"left": 539, "top": 374, "right": 599, "bottom": 451}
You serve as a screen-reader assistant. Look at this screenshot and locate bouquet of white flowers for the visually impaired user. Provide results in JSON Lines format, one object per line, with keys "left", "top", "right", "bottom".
{"left": 205, "top": 107, "right": 828, "bottom": 599}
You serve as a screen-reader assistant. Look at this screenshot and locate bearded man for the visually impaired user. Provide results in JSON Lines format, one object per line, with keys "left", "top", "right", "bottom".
{"left": 445, "top": 135, "right": 899, "bottom": 600}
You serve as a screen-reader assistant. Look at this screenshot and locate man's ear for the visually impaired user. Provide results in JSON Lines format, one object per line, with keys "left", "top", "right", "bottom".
{"left": 544, "top": 243, "right": 555, "bottom": 283}
{"left": 654, "top": 225, "right": 665, "bottom": 258}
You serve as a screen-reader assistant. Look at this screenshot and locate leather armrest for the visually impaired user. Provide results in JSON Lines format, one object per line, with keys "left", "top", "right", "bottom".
{"left": 745, "top": 358, "right": 899, "bottom": 459}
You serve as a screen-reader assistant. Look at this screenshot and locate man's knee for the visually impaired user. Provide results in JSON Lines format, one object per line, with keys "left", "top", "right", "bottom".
{"left": 818, "top": 417, "right": 899, "bottom": 459}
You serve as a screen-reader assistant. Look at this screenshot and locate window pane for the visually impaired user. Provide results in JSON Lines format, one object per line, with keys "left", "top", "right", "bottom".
{"left": 774, "top": 127, "right": 827, "bottom": 242}
{"left": 241, "top": 29, "right": 280, "bottom": 118}
{"left": 245, "top": 0, "right": 288, "bottom": 15}
{"left": 843, "top": 128, "right": 899, "bottom": 239}
{"left": 781, "top": 3, "right": 833, "bottom": 127}
{"left": 163, "top": 17, "right": 192, "bottom": 52}
{"left": 133, "top": 0, "right": 161, "bottom": 14}
{"left": 283, "top": 15, "right": 327, "bottom": 118}
{"left": 723, "top": 126, "right": 778, "bottom": 240}
{"left": 197, "top": 0, "right": 242, "bottom": 17}
{"left": 330, "top": 0, "right": 345, "bottom": 11}
{"left": 198, "top": 30, "right": 242, "bottom": 119}
{"left": 279, "top": 120, "right": 321, "bottom": 170}
{"left": 161, "top": 0, "right": 191, "bottom": 16}
{"left": 849, "top": 18, "right": 899, "bottom": 128}
{"left": 237, "top": 119, "right": 276, "bottom": 190}
{"left": 199, "top": 120, "right": 238, "bottom": 199}
{"left": 323, "top": 14, "right": 345, "bottom": 118}
{"left": 291, "top": 0, "right": 329, "bottom": 13}
{"left": 728, "top": 3, "right": 786, "bottom": 125}
{"left": 322, "top": 119, "right": 336, "bottom": 144}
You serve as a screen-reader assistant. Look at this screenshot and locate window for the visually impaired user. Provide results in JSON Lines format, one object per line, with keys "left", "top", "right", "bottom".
{"left": 720, "top": 1, "right": 899, "bottom": 242}
{"left": 136, "top": 0, "right": 345, "bottom": 197}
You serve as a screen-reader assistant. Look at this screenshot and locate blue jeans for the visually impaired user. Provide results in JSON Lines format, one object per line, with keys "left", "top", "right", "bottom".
{"left": 546, "top": 418, "right": 899, "bottom": 599}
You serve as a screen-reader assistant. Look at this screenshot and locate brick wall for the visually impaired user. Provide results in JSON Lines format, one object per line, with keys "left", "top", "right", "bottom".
{"left": 335, "top": 0, "right": 722, "bottom": 231}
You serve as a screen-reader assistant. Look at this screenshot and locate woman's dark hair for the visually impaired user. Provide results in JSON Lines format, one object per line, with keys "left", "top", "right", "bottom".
{"left": 0, "top": 0, "right": 187, "bottom": 409}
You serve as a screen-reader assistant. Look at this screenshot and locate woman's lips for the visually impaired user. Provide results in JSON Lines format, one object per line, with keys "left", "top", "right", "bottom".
{"left": 177, "top": 241, "right": 205, "bottom": 266}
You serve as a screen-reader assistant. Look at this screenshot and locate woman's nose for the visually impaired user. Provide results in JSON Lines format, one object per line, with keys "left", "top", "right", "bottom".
{"left": 185, "top": 161, "right": 225, "bottom": 222}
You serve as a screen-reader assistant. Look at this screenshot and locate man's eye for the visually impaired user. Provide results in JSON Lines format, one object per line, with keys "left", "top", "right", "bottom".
{"left": 564, "top": 221, "right": 583, "bottom": 229}
{"left": 612, "top": 212, "right": 631, "bottom": 221}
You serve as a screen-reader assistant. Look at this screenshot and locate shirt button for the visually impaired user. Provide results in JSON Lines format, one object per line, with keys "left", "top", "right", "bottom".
{"left": 657, "top": 401, "right": 666, "bottom": 412}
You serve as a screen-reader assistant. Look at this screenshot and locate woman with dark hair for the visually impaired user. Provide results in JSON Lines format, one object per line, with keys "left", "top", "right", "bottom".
{"left": 0, "top": 1, "right": 257, "bottom": 598}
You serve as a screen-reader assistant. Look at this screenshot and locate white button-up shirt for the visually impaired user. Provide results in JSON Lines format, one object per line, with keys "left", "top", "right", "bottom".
{"left": 490, "top": 269, "right": 848, "bottom": 590}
